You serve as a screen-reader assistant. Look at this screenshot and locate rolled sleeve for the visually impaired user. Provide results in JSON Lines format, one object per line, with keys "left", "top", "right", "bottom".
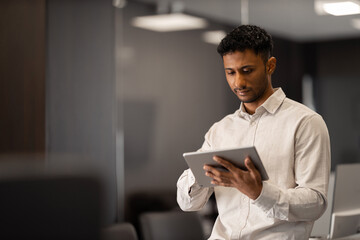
{"left": 176, "top": 169, "right": 213, "bottom": 211}
{"left": 251, "top": 181, "right": 289, "bottom": 220}
{"left": 251, "top": 180, "right": 327, "bottom": 222}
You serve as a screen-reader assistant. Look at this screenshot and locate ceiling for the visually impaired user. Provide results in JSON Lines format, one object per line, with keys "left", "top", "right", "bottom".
{"left": 132, "top": 0, "right": 360, "bottom": 42}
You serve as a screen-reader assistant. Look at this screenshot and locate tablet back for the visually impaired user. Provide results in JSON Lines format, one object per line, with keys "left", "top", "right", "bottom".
{"left": 183, "top": 146, "right": 268, "bottom": 188}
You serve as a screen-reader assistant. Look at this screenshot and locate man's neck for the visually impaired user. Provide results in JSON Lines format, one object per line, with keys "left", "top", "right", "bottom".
{"left": 243, "top": 87, "right": 275, "bottom": 115}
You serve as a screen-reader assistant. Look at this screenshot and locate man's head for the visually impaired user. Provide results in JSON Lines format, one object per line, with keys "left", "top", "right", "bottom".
{"left": 217, "top": 25, "right": 276, "bottom": 114}
{"left": 217, "top": 25, "right": 273, "bottom": 65}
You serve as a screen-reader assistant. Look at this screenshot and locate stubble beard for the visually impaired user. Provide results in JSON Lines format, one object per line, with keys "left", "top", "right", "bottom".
{"left": 237, "top": 78, "right": 269, "bottom": 103}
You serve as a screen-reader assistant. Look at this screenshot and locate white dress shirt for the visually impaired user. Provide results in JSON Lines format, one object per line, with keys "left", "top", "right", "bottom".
{"left": 177, "top": 88, "right": 331, "bottom": 240}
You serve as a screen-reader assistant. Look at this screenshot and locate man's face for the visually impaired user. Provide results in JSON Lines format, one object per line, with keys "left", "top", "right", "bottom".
{"left": 222, "top": 49, "right": 275, "bottom": 105}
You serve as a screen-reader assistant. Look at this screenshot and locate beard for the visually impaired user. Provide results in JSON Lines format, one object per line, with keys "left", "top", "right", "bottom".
{"left": 234, "top": 77, "right": 269, "bottom": 103}
{"left": 240, "top": 86, "right": 267, "bottom": 103}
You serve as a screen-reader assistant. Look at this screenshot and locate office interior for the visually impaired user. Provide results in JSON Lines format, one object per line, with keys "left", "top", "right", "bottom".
{"left": 1, "top": 0, "right": 360, "bottom": 239}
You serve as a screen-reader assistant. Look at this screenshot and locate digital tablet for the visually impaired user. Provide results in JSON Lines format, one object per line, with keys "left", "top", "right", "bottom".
{"left": 183, "top": 146, "right": 269, "bottom": 187}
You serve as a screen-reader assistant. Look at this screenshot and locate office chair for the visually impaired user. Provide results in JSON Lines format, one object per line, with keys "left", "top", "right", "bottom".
{"left": 140, "top": 210, "right": 205, "bottom": 240}
{"left": 0, "top": 176, "right": 101, "bottom": 240}
{"left": 102, "top": 222, "right": 138, "bottom": 240}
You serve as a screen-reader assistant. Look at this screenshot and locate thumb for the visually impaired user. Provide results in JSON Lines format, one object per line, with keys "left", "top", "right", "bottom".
{"left": 245, "top": 157, "right": 256, "bottom": 172}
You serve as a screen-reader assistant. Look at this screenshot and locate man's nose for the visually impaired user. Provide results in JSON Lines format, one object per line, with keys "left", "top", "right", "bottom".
{"left": 234, "top": 74, "right": 246, "bottom": 89}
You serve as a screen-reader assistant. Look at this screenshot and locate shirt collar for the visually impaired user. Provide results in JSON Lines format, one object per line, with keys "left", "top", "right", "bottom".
{"left": 239, "top": 88, "right": 286, "bottom": 116}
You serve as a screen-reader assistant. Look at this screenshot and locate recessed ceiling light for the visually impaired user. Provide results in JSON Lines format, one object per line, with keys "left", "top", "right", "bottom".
{"left": 202, "top": 31, "right": 226, "bottom": 45}
{"left": 131, "top": 13, "right": 208, "bottom": 32}
{"left": 315, "top": 0, "right": 360, "bottom": 16}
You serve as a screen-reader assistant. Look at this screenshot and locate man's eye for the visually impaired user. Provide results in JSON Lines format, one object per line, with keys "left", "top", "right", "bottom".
{"left": 243, "top": 68, "right": 253, "bottom": 74}
{"left": 227, "top": 71, "right": 235, "bottom": 76}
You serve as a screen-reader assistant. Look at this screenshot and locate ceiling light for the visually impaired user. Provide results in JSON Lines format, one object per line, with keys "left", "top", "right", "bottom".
{"left": 351, "top": 18, "right": 360, "bottom": 29}
{"left": 315, "top": 0, "right": 360, "bottom": 16}
{"left": 202, "top": 31, "right": 226, "bottom": 45}
{"left": 323, "top": 1, "right": 360, "bottom": 15}
{"left": 131, "top": 13, "right": 208, "bottom": 32}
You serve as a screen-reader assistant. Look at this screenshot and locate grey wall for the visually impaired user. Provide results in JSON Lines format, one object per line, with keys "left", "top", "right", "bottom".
{"left": 46, "top": 0, "right": 118, "bottom": 224}
{"left": 315, "top": 38, "right": 360, "bottom": 169}
{"left": 120, "top": 2, "right": 238, "bottom": 196}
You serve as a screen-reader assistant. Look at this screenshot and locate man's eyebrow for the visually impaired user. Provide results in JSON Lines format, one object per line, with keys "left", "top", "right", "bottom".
{"left": 225, "top": 65, "right": 254, "bottom": 70}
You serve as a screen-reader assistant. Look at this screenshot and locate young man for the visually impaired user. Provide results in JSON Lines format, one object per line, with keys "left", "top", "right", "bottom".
{"left": 177, "top": 25, "right": 330, "bottom": 239}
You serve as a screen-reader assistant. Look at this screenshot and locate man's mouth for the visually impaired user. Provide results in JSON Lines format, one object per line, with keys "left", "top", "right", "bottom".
{"left": 235, "top": 88, "right": 250, "bottom": 96}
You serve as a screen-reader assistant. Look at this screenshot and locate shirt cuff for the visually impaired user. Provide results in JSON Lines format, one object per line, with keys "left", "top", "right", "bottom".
{"left": 251, "top": 181, "right": 281, "bottom": 218}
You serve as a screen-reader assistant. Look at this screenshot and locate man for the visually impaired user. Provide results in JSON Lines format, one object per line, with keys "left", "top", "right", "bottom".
{"left": 177, "top": 25, "right": 330, "bottom": 239}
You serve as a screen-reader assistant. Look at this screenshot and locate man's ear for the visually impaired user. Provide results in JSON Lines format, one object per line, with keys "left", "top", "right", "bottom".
{"left": 266, "top": 57, "right": 276, "bottom": 74}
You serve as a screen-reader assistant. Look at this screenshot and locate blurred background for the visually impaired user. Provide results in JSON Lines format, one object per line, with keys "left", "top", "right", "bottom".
{"left": 1, "top": 0, "right": 360, "bottom": 239}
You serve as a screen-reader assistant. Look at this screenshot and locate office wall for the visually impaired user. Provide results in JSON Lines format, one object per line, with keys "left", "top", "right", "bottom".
{"left": 315, "top": 38, "right": 360, "bottom": 169}
{"left": 46, "top": 0, "right": 117, "bottom": 224}
{"left": 272, "top": 38, "right": 304, "bottom": 103}
{"left": 121, "top": 2, "right": 237, "bottom": 196}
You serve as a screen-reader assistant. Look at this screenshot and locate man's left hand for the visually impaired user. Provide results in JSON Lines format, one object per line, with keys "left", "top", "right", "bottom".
{"left": 203, "top": 156, "right": 263, "bottom": 200}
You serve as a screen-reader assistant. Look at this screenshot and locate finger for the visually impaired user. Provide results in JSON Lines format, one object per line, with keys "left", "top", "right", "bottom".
{"left": 204, "top": 167, "right": 231, "bottom": 183}
{"left": 205, "top": 171, "right": 223, "bottom": 183}
{"left": 244, "top": 157, "right": 256, "bottom": 172}
{"left": 211, "top": 179, "right": 232, "bottom": 187}
{"left": 245, "top": 157, "right": 261, "bottom": 179}
{"left": 203, "top": 165, "right": 222, "bottom": 177}
{"left": 213, "top": 156, "right": 237, "bottom": 171}
{"left": 203, "top": 166, "right": 220, "bottom": 181}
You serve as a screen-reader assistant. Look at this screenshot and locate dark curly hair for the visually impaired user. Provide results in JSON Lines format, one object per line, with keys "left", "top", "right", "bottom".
{"left": 217, "top": 25, "right": 273, "bottom": 64}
